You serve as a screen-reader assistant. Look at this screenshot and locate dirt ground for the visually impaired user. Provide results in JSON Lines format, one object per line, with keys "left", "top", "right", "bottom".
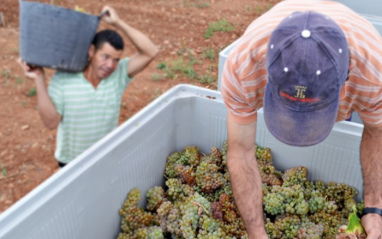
{"left": 0, "top": 0, "right": 279, "bottom": 214}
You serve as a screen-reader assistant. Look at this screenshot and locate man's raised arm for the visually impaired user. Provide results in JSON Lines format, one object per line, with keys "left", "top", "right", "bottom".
{"left": 102, "top": 5, "right": 158, "bottom": 78}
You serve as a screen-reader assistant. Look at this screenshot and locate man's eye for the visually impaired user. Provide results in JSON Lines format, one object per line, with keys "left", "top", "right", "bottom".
{"left": 102, "top": 55, "right": 108, "bottom": 59}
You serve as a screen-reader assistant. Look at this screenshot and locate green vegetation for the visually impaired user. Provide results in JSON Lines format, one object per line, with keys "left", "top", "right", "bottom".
{"left": 16, "top": 77, "right": 24, "bottom": 85}
{"left": 198, "top": 72, "right": 215, "bottom": 84}
{"left": 156, "top": 56, "right": 216, "bottom": 85}
{"left": 255, "top": 5, "right": 263, "bottom": 14}
{"left": 2, "top": 71, "right": 26, "bottom": 87}
{"left": 202, "top": 47, "right": 216, "bottom": 62}
{"left": 156, "top": 62, "right": 167, "bottom": 70}
{"left": 27, "top": 87, "right": 37, "bottom": 97}
{"left": 1, "top": 70, "right": 11, "bottom": 79}
{"left": 0, "top": 159, "right": 7, "bottom": 176}
{"left": 11, "top": 47, "right": 19, "bottom": 54}
{"left": 157, "top": 57, "right": 196, "bottom": 80}
{"left": 265, "top": 3, "right": 273, "bottom": 12}
{"left": 151, "top": 88, "right": 161, "bottom": 100}
{"left": 204, "top": 19, "right": 234, "bottom": 39}
{"left": 185, "top": 0, "right": 210, "bottom": 8}
{"left": 2, "top": 167, "right": 6, "bottom": 176}
{"left": 245, "top": 4, "right": 272, "bottom": 14}
{"left": 155, "top": 45, "right": 217, "bottom": 85}
{"left": 151, "top": 72, "right": 164, "bottom": 82}
{"left": 184, "top": 0, "right": 210, "bottom": 8}
{"left": 208, "top": 64, "right": 218, "bottom": 71}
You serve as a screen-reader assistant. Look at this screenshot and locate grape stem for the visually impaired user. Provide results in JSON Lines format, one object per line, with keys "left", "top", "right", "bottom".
{"left": 192, "top": 201, "right": 210, "bottom": 215}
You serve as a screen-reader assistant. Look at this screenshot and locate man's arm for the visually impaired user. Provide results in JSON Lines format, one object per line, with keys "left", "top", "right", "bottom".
{"left": 360, "top": 124, "right": 382, "bottom": 238}
{"left": 18, "top": 59, "right": 61, "bottom": 129}
{"left": 226, "top": 113, "right": 268, "bottom": 239}
{"left": 102, "top": 6, "right": 158, "bottom": 78}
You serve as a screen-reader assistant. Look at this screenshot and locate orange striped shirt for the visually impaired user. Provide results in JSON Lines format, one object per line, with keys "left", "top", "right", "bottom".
{"left": 221, "top": 0, "right": 382, "bottom": 126}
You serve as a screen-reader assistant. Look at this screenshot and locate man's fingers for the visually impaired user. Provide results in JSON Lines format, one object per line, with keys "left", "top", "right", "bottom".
{"left": 102, "top": 6, "right": 110, "bottom": 15}
{"left": 102, "top": 5, "right": 117, "bottom": 22}
{"left": 17, "top": 58, "right": 28, "bottom": 71}
{"left": 17, "top": 58, "right": 25, "bottom": 68}
{"left": 27, "top": 64, "right": 37, "bottom": 70}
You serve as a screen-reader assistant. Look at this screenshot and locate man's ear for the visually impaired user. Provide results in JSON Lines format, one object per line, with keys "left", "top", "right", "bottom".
{"left": 88, "top": 45, "right": 95, "bottom": 59}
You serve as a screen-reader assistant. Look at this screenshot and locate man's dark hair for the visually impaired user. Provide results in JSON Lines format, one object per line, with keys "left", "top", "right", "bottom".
{"left": 92, "top": 29, "right": 124, "bottom": 51}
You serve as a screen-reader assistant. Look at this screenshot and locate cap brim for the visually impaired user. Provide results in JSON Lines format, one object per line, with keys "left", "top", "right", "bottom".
{"left": 263, "top": 84, "right": 339, "bottom": 147}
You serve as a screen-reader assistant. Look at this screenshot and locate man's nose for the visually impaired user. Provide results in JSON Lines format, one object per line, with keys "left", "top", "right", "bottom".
{"left": 106, "top": 59, "right": 114, "bottom": 68}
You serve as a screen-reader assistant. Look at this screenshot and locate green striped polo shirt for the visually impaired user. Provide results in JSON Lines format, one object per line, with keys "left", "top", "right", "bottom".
{"left": 48, "top": 58, "right": 132, "bottom": 163}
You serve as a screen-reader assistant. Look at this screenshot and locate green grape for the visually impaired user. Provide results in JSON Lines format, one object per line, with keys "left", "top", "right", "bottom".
{"left": 184, "top": 145, "right": 201, "bottom": 167}
{"left": 117, "top": 142, "right": 361, "bottom": 239}
{"left": 146, "top": 186, "right": 166, "bottom": 212}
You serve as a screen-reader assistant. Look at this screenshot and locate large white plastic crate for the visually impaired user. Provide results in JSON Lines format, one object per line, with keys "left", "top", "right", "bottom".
{"left": 330, "top": 0, "right": 382, "bottom": 17}
{"left": 0, "top": 85, "right": 364, "bottom": 239}
{"left": 333, "top": 0, "right": 382, "bottom": 34}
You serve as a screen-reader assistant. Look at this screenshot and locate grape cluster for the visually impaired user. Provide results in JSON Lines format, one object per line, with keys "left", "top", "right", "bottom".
{"left": 165, "top": 178, "right": 194, "bottom": 202}
{"left": 175, "top": 164, "right": 197, "bottom": 186}
{"left": 117, "top": 143, "right": 363, "bottom": 239}
{"left": 256, "top": 145, "right": 273, "bottom": 165}
{"left": 256, "top": 146, "right": 283, "bottom": 187}
{"left": 146, "top": 186, "right": 166, "bottom": 212}
{"left": 164, "top": 152, "right": 183, "bottom": 178}
{"left": 297, "top": 219, "right": 325, "bottom": 239}
{"left": 157, "top": 201, "right": 182, "bottom": 236}
{"left": 259, "top": 165, "right": 283, "bottom": 186}
{"left": 184, "top": 145, "right": 201, "bottom": 167}
{"left": 221, "top": 141, "right": 228, "bottom": 169}
{"left": 136, "top": 226, "right": 164, "bottom": 239}
{"left": 282, "top": 166, "right": 308, "bottom": 187}
{"left": 179, "top": 192, "right": 211, "bottom": 238}
{"left": 118, "top": 188, "right": 159, "bottom": 238}
{"left": 195, "top": 161, "right": 226, "bottom": 194}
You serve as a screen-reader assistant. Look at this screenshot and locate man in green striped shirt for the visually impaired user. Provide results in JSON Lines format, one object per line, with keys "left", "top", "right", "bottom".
{"left": 18, "top": 6, "right": 158, "bottom": 167}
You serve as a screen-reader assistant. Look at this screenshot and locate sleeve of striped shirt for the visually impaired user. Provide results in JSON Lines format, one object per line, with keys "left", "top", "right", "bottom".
{"left": 118, "top": 57, "right": 133, "bottom": 88}
{"left": 221, "top": 49, "right": 258, "bottom": 125}
{"left": 48, "top": 72, "right": 64, "bottom": 115}
{"left": 339, "top": 12, "right": 382, "bottom": 127}
{"left": 355, "top": 85, "right": 382, "bottom": 127}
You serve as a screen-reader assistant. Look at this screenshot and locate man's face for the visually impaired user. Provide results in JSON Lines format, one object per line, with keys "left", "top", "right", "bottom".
{"left": 88, "top": 42, "right": 123, "bottom": 79}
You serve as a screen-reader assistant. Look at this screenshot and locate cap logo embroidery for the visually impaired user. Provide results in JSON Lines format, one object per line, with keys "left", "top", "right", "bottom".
{"left": 294, "top": 86, "right": 306, "bottom": 99}
{"left": 280, "top": 86, "right": 319, "bottom": 103}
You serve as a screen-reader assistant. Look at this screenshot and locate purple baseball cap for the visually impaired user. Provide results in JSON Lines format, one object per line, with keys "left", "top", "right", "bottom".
{"left": 264, "top": 11, "right": 349, "bottom": 146}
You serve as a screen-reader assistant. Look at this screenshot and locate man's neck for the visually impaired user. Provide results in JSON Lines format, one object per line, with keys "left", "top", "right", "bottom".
{"left": 83, "top": 66, "right": 102, "bottom": 89}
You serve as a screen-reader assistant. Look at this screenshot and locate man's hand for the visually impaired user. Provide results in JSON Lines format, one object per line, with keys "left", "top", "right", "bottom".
{"left": 102, "top": 6, "right": 120, "bottom": 26}
{"left": 17, "top": 58, "right": 61, "bottom": 129}
{"left": 361, "top": 214, "right": 382, "bottom": 238}
{"left": 17, "top": 58, "right": 44, "bottom": 81}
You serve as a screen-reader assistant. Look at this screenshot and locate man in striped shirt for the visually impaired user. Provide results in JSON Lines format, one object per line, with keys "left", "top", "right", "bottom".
{"left": 19, "top": 6, "right": 158, "bottom": 167}
{"left": 222, "top": 1, "right": 382, "bottom": 238}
